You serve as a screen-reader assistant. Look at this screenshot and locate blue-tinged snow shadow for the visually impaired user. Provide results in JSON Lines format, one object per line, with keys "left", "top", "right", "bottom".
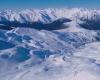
{"left": 0, "top": 40, "right": 15, "bottom": 50}
{"left": 0, "top": 17, "right": 71, "bottom": 30}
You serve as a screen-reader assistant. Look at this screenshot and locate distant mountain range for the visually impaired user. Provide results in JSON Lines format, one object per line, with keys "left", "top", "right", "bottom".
{"left": 0, "top": 8, "right": 100, "bottom": 80}
{"left": 0, "top": 8, "right": 100, "bottom": 30}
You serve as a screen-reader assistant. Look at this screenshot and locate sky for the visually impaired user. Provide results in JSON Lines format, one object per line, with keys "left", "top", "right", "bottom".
{"left": 0, "top": 0, "right": 100, "bottom": 10}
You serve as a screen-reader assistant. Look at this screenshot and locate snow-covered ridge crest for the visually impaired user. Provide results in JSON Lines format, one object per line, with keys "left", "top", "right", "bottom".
{"left": 0, "top": 8, "right": 100, "bottom": 23}
{"left": 0, "top": 8, "right": 100, "bottom": 30}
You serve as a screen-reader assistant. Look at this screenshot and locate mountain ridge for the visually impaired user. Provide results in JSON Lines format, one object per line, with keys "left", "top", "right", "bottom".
{"left": 0, "top": 8, "right": 100, "bottom": 30}
{"left": 0, "top": 8, "right": 100, "bottom": 80}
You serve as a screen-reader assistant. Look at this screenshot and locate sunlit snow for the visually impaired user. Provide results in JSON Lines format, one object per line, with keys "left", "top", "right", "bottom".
{"left": 0, "top": 8, "right": 100, "bottom": 80}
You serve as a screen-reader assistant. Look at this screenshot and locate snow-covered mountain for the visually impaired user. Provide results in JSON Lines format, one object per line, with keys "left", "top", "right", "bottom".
{"left": 0, "top": 8, "right": 100, "bottom": 80}
{"left": 0, "top": 8, "right": 100, "bottom": 30}
{"left": 0, "top": 8, "right": 100, "bottom": 23}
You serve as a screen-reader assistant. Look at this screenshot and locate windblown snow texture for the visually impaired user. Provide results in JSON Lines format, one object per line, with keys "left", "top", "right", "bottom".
{"left": 0, "top": 8, "right": 100, "bottom": 80}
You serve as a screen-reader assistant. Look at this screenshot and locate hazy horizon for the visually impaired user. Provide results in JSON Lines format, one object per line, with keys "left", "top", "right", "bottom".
{"left": 0, "top": 0, "right": 100, "bottom": 10}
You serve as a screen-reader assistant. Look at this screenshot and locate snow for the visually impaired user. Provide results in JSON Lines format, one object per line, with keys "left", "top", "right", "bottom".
{"left": 0, "top": 8, "right": 100, "bottom": 80}
{"left": 0, "top": 8, "right": 100, "bottom": 24}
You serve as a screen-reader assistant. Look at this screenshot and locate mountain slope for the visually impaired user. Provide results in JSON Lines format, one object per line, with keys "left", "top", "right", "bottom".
{"left": 0, "top": 8, "right": 100, "bottom": 80}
